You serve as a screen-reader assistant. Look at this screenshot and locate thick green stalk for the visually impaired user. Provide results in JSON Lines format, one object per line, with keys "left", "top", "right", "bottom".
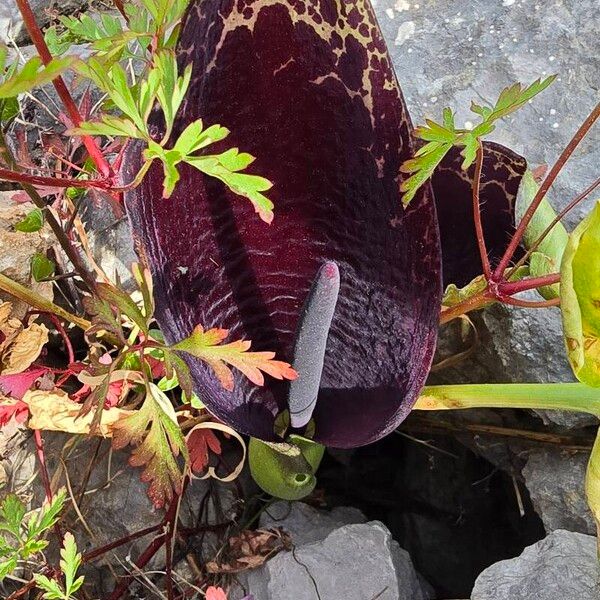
{"left": 416, "top": 383, "right": 600, "bottom": 417}
{"left": 0, "top": 272, "right": 90, "bottom": 330}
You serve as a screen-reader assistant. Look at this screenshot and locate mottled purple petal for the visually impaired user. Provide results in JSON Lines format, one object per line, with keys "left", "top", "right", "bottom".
{"left": 124, "top": 0, "right": 441, "bottom": 447}
{"left": 432, "top": 142, "right": 527, "bottom": 287}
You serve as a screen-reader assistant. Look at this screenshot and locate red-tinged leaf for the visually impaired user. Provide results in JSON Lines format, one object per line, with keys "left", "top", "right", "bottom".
{"left": 187, "top": 426, "right": 222, "bottom": 475}
{"left": 172, "top": 325, "right": 297, "bottom": 391}
{"left": 0, "top": 367, "right": 48, "bottom": 399}
{"left": 123, "top": 0, "right": 442, "bottom": 447}
{"left": 0, "top": 397, "right": 29, "bottom": 427}
{"left": 111, "top": 383, "right": 188, "bottom": 508}
{"left": 205, "top": 587, "right": 228, "bottom": 600}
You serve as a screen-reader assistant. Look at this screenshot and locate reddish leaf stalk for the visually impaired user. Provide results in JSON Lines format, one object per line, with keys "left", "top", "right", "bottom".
{"left": 0, "top": 166, "right": 114, "bottom": 191}
{"left": 501, "top": 296, "right": 560, "bottom": 309}
{"left": 28, "top": 311, "right": 75, "bottom": 364}
{"left": 496, "top": 272, "right": 560, "bottom": 296}
{"left": 472, "top": 142, "right": 491, "bottom": 279}
{"left": 33, "top": 430, "right": 53, "bottom": 503}
{"left": 440, "top": 272, "right": 562, "bottom": 325}
{"left": 0, "top": 131, "right": 99, "bottom": 293}
{"left": 82, "top": 524, "right": 163, "bottom": 563}
{"left": 14, "top": 0, "right": 113, "bottom": 180}
{"left": 493, "top": 101, "right": 600, "bottom": 279}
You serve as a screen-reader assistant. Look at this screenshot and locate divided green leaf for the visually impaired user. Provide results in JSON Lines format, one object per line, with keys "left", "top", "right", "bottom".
{"left": 402, "top": 76, "right": 556, "bottom": 204}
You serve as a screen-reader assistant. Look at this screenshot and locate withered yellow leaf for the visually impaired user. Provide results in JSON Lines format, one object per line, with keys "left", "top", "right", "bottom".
{"left": 2, "top": 323, "right": 49, "bottom": 375}
{"left": 24, "top": 389, "right": 131, "bottom": 437}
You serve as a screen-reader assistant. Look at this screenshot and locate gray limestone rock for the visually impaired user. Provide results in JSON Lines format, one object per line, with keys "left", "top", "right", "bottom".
{"left": 0, "top": 0, "right": 88, "bottom": 45}
{"left": 374, "top": 0, "right": 599, "bottom": 430}
{"left": 471, "top": 529, "right": 600, "bottom": 600}
{"left": 523, "top": 448, "right": 595, "bottom": 536}
{"left": 246, "top": 521, "right": 431, "bottom": 600}
{"left": 227, "top": 502, "right": 432, "bottom": 600}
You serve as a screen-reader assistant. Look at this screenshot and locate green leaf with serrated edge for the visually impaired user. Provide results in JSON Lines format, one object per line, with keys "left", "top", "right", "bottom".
{"left": 28, "top": 489, "right": 66, "bottom": 539}
{"left": 96, "top": 282, "right": 149, "bottom": 335}
{"left": 83, "top": 296, "right": 127, "bottom": 344}
{"left": 249, "top": 435, "right": 325, "bottom": 500}
{"left": 560, "top": 201, "right": 600, "bottom": 386}
{"left": 172, "top": 325, "right": 296, "bottom": 390}
{"left": 515, "top": 170, "right": 568, "bottom": 299}
{"left": 0, "top": 97, "right": 19, "bottom": 122}
{"left": 71, "top": 115, "right": 145, "bottom": 140}
{"left": 400, "top": 142, "right": 453, "bottom": 206}
{"left": 162, "top": 348, "right": 193, "bottom": 399}
{"left": 60, "top": 532, "right": 83, "bottom": 597}
{"left": 111, "top": 383, "right": 188, "bottom": 508}
{"left": 0, "top": 495, "right": 25, "bottom": 539}
{"left": 0, "top": 557, "right": 17, "bottom": 581}
{"left": 31, "top": 253, "right": 55, "bottom": 282}
{"left": 0, "top": 56, "right": 75, "bottom": 98}
{"left": 185, "top": 155, "right": 275, "bottom": 223}
{"left": 14, "top": 207, "right": 44, "bottom": 232}
{"left": 403, "top": 76, "right": 555, "bottom": 204}
{"left": 34, "top": 573, "right": 64, "bottom": 599}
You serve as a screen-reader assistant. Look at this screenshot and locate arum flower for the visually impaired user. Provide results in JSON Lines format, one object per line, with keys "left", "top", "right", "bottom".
{"left": 124, "top": 0, "right": 525, "bottom": 448}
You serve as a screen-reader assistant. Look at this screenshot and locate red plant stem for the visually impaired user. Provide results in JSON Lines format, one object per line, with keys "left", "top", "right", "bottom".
{"left": 0, "top": 131, "right": 99, "bottom": 294}
{"left": 108, "top": 491, "right": 183, "bottom": 600}
{"left": 500, "top": 296, "right": 560, "bottom": 309}
{"left": 82, "top": 524, "right": 163, "bottom": 563}
{"left": 165, "top": 522, "right": 175, "bottom": 600}
{"left": 472, "top": 142, "right": 491, "bottom": 279}
{"left": 14, "top": 0, "right": 113, "bottom": 180}
{"left": 34, "top": 430, "right": 53, "bottom": 503}
{"left": 0, "top": 166, "right": 113, "bottom": 191}
{"left": 497, "top": 272, "right": 560, "bottom": 296}
{"left": 440, "top": 272, "right": 562, "bottom": 324}
{"left": 493, "top": 101, "right": 600, "bottom": 280}
{"left": 440, "top": 290, "right": 494, "bottom": 325}
{"left": 506, "top": 175, "right": 600, "bottom": 278}
{"left": 28, "top": 311, "right": 75, "bottom": 364}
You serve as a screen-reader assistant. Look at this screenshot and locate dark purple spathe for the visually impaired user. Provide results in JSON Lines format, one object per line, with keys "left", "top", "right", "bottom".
{"left": 124, "top": 0, "right": 525, "bottom": 448}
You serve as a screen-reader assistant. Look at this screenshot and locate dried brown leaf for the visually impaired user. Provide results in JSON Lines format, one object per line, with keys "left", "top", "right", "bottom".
{"left": 1, "top": 323, "right": 49, "bottom": 375}
{"left": 24, "top": 389, "right": 130, "bottom": 436}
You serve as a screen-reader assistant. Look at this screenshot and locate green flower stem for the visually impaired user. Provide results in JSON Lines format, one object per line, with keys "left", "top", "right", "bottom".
{"left": 0, "top": 272, "right": 90, "bottom": 330}
{"left": 416, "top": 383, "right": 600, "bottom": 418}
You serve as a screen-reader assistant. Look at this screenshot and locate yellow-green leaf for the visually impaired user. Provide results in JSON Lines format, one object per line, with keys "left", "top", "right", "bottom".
{"left": 560, "top": 201, "right": 600, "bottom": 386}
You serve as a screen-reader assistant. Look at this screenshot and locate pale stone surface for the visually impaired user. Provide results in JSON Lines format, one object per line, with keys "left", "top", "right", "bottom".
{"left": 0, "top": 0, "right": 88, "bottom": 44}
{"left": 471, "top": 530, "right": 600, "bottom": 600}
{"left": 229, "top": 501, "right": 432, "bottom": 600}
{"left": 523, "top": 448, "right": 595, "bottom": 536}
{"left": 0, "top": 193, "right": 53, "bottom": 315}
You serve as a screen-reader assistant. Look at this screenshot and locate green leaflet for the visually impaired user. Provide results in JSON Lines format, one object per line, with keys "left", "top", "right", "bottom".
{"left": 442, "top": 267, "right": 529, "bottom": 307}
{"left": 14, "top": 208, "right": 44, "bottom": 233}
{"left": 31, "top": 253, "right": 55, "bottom": 282}
{"left": 249, "top": 435, "right": 325, "bottom": 501}
{"left": 516, "top": 170, "right": 568, "bottom": 299}
{"left": 560, "top": 201, "right": 600, "bottom": 386}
